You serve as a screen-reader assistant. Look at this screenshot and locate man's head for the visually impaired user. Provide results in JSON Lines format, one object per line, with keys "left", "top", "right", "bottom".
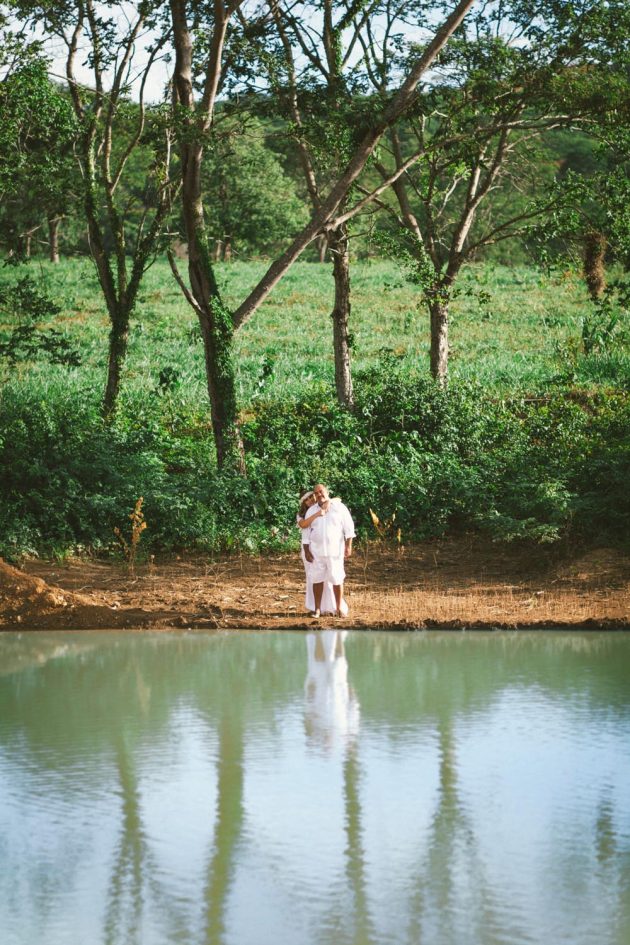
{"left": 313, "top": 483, "right": 329, "bottom": 506}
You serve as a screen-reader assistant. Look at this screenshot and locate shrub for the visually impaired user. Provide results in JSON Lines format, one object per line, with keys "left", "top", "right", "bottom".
{"left": 1, "top": 364, "right": 628, "bottom": 559}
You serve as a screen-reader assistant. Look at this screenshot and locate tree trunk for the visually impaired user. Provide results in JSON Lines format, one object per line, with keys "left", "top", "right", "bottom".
{"left": 84, "top": 151, "right": 132, "bottom": 420}
{"left": 584, "top": 230, "right": 607, "bottom": 301}
{"left": 329, "top": 225, "right": 354, "bottom": 408}
{"left": 103, "top": 311, "right": 130, "bottom": 419}
{"left": 187, "top": 221, "right": 245, "bottom": 471}
{"left": 197, "top": 301, "right": 243, "bottom": 471}
{"left": 48, "top": 215, "right": 61, "bottom": 264}
{"left": 317, "top": 235, "right": 327, "bottom": 263}
{"left": 86, "top": 213, "right": 131, "bottom": 420}
{"left": 170, "top": 0, "right": 244, "bottom": 472}
{"left": 429, "top": 299, "right": 449, "bottom": 384}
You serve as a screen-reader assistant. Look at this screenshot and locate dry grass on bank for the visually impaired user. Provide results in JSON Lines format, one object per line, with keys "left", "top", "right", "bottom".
{"left": 352, "top": 583, "right": 628, "bottom": 628}
{"left": 2, "top": 539, "right": 628, "bottom": 631}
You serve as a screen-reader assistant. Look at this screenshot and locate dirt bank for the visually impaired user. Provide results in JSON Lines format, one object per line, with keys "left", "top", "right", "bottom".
{"left": 2, "top": 539, "right": 628, "bottom": 631}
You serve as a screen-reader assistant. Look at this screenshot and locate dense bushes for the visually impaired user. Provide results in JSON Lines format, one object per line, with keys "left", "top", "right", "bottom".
{"left": 1, "top": 363, "right": 628, "bottom": 560}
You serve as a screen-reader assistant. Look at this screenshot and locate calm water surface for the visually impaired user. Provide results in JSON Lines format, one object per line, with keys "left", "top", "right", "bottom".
{"left": 1, "top": 630, "right": 629, "bottom": 945}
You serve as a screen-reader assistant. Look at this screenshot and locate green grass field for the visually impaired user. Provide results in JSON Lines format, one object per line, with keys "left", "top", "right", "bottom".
{"left": 1, "top": 256, "right": 628, "bottom": 558}
{"left": 2, "top": 256, "right": 626, "bottom": 406}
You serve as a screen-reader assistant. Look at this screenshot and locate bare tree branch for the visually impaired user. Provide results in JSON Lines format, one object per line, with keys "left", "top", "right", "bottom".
{"left": 65, "top": 9, "right": 86, "bottom": 120}
{"left": 269, "top": 0, "right": 321, "bottom": 209}
{"left": 282, "top": 3, "right": 330, "bottom": 77}
{"left": 104, "top": 11, "right": 146, "bottom": 189}
{"left": 167, "top": 248, "right": 203, "bottom": 315}
{"left": 200, "top": 0, "right": 233, "bottom": 128}
{"left": 110, "top": 34, "right": 170, "bottom": 193}
{"left": 322, "top": 144, "right": 426, "bottom": 232}
{"left": 232, "top": 0, "right": 477, "bottom": 329}
{"left": 341, "top": 0, "right": 380, "bottom": 69}
{"left": 466, "top": 200, "right": 562, "bottom": 255}
{"left": 85, "top": 0, "right": 104, "bottom": 107}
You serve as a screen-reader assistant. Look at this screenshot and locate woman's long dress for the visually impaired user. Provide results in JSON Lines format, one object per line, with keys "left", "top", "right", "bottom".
{"left": 298, "top": 512, "right": 349, "bottom": 615}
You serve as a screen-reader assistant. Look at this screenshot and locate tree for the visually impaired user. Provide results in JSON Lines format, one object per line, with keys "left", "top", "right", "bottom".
{"left": 169, "top": 0, "right": 476, "bottom": 466}
{"left": 260, "top": 0, "right": 384, "bottom": 408}
{"left": 245, "top": 0, "right": 439, "bottom": 407}
{"left": 0, "top": 56, "right": 78, "bottom": 261}
{"left": 168, "top": 0, "right": 249, "bottom": 469}
{"left": 9, "top": 0, "right": 178, "bottom": 416}
{"left": 344, "top": 0, "right": 630, "bottom": 382}
{"left": 200, "top": 116, "right": 308, "bottom": 260}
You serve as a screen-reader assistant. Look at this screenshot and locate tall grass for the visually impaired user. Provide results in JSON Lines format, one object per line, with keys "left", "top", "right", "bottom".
{"left": 0, "top": 256, "right": 628, "bottom": 559}
{"left": 1, "top": 256, "right": 615, "bottom": 404}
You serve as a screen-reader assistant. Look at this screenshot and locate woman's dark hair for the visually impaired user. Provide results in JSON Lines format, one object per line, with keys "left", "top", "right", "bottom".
{"left": 299, "top": 493, "right": 313, "bottom": 518}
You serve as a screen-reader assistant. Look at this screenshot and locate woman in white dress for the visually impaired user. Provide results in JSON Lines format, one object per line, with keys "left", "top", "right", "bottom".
{"left": 297, "top": 491, "right": 348, "bottom": 616}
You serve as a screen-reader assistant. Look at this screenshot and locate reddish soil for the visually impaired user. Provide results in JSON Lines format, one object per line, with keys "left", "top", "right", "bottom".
{"left": 1, "top": 539, "right": 628, "bottom": 631}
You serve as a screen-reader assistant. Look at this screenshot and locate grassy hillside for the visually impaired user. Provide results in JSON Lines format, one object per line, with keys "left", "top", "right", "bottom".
{"left": 1, "top": 257, "right": 627, "bottom": 400}
{"left": 0, "top": 257, "right": 628, "bottom": 559}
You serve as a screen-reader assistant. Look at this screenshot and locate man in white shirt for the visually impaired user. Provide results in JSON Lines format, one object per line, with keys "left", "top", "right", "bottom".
{"left": 303, "top": 483, "right": 355, "bottom": 618}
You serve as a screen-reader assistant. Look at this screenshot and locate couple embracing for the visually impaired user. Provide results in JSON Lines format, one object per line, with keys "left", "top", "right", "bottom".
{"left": 297, "top": 483, "right": 356, "bottom": 619}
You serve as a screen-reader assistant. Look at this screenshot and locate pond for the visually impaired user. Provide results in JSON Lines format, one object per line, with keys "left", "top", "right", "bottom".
{"left": 1, "top": 629, "right": 629, "bottom": 945}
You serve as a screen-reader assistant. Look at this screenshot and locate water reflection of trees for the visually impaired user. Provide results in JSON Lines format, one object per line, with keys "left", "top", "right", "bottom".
{"left": 103, "top": 732, "right": 151, "bottom": 945}
{"left": 348, "top": 631, "right": 630, "bottom": 728}
{"left": 201, "top": 711, "right": 244, "bottom": 945}
{"left": 342, "top": 743, "right": 375, "bottom": 945}
{"left": 302, "top": 630, "right": 630, "bottom": 944}
{"left": 304, "top": 630, "right": 375, "bottom": 945}
{"left": 1, "top": 630, "right": 629, "bottom": 945}
{"left": 0, "top": 632, "right": 301, "bottom": 945}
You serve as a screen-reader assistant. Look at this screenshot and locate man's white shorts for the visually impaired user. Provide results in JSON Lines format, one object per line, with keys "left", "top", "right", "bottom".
{"left": 310, "top": 555, "right": 345, "bottom": 585}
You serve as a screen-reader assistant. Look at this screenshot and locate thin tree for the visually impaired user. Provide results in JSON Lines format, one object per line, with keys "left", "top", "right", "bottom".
{"left": 12, "top": 0, "right": 179, "bottom": 416}
{"left": 168, "top": 0, "right": 250, "bottom": 470}
{"left": 169, "top": 0, "right": 476, "bottom": 465}
{"left": 262, "top": 0, "right": 384, "bottom": 408}
{"left": 340, "top": 0, "right": 629, "bottom": 382}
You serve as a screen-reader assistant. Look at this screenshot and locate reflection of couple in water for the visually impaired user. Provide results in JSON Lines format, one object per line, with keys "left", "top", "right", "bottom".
{"left": 304, "top": 630, "right": 360, "bottom": 751}
{"left": 297, "top": 483, "right": 356, "bottom": 619}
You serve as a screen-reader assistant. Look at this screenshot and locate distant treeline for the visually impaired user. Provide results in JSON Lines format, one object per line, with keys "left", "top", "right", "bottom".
{"left": 0, "top": 94, "right": 604, "bottom": 268}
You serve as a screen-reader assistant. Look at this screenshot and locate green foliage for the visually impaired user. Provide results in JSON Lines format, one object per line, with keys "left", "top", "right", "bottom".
{"left": 0, "top": 274, "right": 81, "bottom": 367}
{"left": 375, "top": 229, "right": 439, "bottom": 300}
{"left": 0, "top": 325, "right": 81, "bottom": 367}
{"left": 1, "top": 360, "right": 627, "bottom": 560}
{"left": 553, "top": 278, "right": 630, "bottom": 383}
{"left": 581, "top": 306, "right": 623, "bottom": 358}
{"left": 0, "top": 276, "right": 62, "bottom": 321}
{"left": 0, "top": 60, "right": 78, "bottom": 253}
{"left": 0, "top": 258, "right": 627, "bottom": 559}
{"left": 0, "top": 385, "right": 214, "bottom": 558}
{"left": 200, "top": 118, "right": 308, "bottom": 257}
{"left": 0, "top": 60, "right": 76, "bottom": 195}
